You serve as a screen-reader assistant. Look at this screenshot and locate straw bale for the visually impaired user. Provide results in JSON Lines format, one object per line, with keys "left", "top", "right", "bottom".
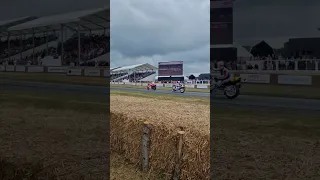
{"left": 110, "top": 95, "right": 210, "bottom": 179}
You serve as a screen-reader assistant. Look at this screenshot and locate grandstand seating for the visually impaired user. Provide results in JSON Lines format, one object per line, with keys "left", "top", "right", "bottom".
{"left": 0, "top": 33, "right": 109, "bottom": 67}
{"left": 0, "top": 34, "right": 58, "bottom": 59}
{"left": 111, "top": 71, "right": 156, "bottom": 82}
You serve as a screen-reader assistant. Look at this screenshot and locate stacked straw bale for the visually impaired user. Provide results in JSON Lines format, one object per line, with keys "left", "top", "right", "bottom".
{"left": 110, "top": 95, "right": 210, "bottom": 179}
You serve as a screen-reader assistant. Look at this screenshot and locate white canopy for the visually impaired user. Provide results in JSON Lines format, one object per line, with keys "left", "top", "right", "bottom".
{"left": 111, "top": 63, "right": 157, "bottom": 73}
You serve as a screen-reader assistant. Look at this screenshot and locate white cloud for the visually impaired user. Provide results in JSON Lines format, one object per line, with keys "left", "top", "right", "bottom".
{"left": 110, "top": 0, "right": 210, "bottom": 75}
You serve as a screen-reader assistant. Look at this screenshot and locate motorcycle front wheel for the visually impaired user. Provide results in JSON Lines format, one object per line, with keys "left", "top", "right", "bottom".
{"left": 180, "top": 88, "right": 185, "bottom": 93}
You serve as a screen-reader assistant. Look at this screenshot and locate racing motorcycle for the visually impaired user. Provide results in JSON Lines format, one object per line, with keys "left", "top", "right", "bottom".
{"left": 172, "top": 84, "right": 185, "bottom": 93}
{"left": 211, "top": 76, "right": 242, "bottom": 99}
{"left": 147, "top": 83, "right": 157, "bottom": 90}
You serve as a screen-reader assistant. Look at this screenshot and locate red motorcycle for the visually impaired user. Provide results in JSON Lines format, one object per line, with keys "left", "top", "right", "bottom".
{"left": 147, "top": 83, "right": 157, "bottom": 90}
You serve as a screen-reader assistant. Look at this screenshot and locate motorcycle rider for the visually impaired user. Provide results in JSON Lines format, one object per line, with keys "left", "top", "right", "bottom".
{"left": 213, "top": 61, "right": 231, "bottom": 88}
{"left": 175, "top": 81, "right": 182, "bottom": 89}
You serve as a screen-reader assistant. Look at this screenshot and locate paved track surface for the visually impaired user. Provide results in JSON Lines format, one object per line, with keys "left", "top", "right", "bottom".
{"left": 2, "top": 80, "right": 320, "bottom": 111}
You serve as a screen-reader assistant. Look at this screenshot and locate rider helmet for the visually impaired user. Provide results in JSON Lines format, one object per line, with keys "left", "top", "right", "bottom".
{"left": 217, "top": 61, "right": 225, "bottom": 69}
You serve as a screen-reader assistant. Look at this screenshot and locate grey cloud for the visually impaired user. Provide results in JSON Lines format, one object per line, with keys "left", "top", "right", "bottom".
{"left": 234, "top": 1, "right": 320, "bottom": 39}
{"left": 110, "top": 0, "right": 210, "bottom": 74}
{"left": 110, "top": 0, "right": 209, "bottom": 57}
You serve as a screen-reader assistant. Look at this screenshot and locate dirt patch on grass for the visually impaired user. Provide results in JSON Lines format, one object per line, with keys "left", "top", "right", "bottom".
{"left": 212, "top": 108, "right": 320, "bottom": 179}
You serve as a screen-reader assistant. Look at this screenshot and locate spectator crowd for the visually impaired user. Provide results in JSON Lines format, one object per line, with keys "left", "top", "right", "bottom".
{"left": 0, "top": 33, "right": 109, "bottom": 67}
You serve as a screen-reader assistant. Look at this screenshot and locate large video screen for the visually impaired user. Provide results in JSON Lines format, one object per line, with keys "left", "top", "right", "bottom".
{"left": 210, "top": 0, "right": 233, "bottom": 9}
{"left": 210, "top": 22, "right": 233, "bottom": 45}
{"left": 210, "top": 8, "right": 233, "bottom": 22}
{"left": 158, "top": 61, "right": 183, "bottom": 76}
{"left": 211, "top": 0, "right": 233, "bottom": 45}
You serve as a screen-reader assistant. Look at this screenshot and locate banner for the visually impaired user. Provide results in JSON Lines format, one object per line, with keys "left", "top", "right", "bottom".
{"left": 158, "top": 61, "right": 183, "bottom": 76}
{"left": 278, "top": 75, "right": 312, "bottom": 85}
{"left": 67, "top": 68, "right": 82, "bottom": 76}
{"left": 0, "top": 65, "right": 5, "bottom": 72}
{"left": 240, "top": 74, "right": 270, "bottom": 84}
{"left": 6, "top": 66, "right": 14, "bottom": 72}
{"left": 15, "top": 66, "right": 25, "bottom": 72}
{"left": 84, "top": 68, "right": 100, "bottom": 77}
{"left": 28, "top": 66, "right": 44, "bottom": 72}
{"left": 48, "top": 67, "right": 68, "bottom": 73}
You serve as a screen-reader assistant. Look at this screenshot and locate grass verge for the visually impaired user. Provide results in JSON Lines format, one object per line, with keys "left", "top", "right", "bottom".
{"left": 212, "top": 106, "right": 320, "bottom": 179}
{"left": 0, "top": 91, "right": 160, "bottom": 180}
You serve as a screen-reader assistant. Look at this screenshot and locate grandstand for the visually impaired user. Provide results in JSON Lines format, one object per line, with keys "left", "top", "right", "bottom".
{"left": 0, "top": 7, "right": 109, "bottom": 67}
{"left": 110, "top": 63, "right": 157, "bottom": 82}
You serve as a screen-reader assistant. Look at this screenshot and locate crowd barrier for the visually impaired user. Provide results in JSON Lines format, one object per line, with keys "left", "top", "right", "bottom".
{"left": 2, "top": 65, "right": 320, "bottom": 87}
{"left": 114, "top": 72, "right": 320, "bottom": 88}
{"left": 0, "top": 65, "right": 109, "bottom": 77}
{"left": 111, "top": 81, "right": 210, "bottom": 89}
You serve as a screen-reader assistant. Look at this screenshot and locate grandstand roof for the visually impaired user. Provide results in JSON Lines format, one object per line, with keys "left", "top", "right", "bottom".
{"left": 111, "top": 63, "right": 157, "bottom": 73}
{"left": 0, "top": 16, "right": 37, "bottom": 36}
{"left": 8, "top": 7, "right": 109, "bottom": 35}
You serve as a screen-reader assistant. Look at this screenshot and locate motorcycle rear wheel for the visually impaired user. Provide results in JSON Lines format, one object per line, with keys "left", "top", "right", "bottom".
{"left": 224, "top": 85, "right": 240, "bottom": 99}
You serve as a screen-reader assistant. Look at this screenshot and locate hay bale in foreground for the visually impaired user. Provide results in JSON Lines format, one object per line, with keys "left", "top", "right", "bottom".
{"left": 110, "top": 112, "right": 210, "bottom": 180}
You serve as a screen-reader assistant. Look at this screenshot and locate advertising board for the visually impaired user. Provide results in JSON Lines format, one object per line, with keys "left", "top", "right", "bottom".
{"left": 48, "top": 67, "right": 68, "bottom": 73}
{"left": 84, "top": 68, "right": 100, "bottom": 77}
{"left": 278, "top": 75, "right": 312, "bottom": 85}
{"left": 6, "top": 66, "right": 14, "bottom": 72}
{"left": 67, "top": 68, "right": 82, "bottom": 76}
{"left": 28, "top": 66, "right": 44, "bottom": 72}
{"left": 240, "top": 74, "right": 270, "bottom": 84}
{"left": 0, "top": 65, "right": 5, "bottom": 72}
{"left": 15, "top": 66, "right": 25, "bottom": 72}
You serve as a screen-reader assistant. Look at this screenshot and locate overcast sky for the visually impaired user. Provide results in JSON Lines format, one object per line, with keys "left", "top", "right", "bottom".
{"left": 110, "top": 0, "right": 210, "bottom": 75}
{"left": 1, "top": 0, "right": 319, "bottom": 74}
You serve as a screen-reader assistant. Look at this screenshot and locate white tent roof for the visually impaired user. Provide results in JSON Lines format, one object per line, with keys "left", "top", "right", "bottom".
{"left": 8, "top": 7, "right": 109, "bottom": 35}
{"left": 211, "top": 42, "right": 253, "bottom": 57}
{"left": 111, "top": 63, "right": 157, "bottom": 73}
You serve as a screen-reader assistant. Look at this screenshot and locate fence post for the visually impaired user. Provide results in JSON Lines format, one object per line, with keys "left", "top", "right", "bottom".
{"left": 141, "top": 121, "right": 151, "bottom": 172}
{"left": 173, "top": 130, "right": 185, "bottom": 180}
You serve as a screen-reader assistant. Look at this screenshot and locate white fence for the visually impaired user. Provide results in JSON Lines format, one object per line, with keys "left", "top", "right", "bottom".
{"left": 227, "top": 59, "right": 320, "bottom": 71}
{"left": 0, "top": 65, "right": 109, "bottom": 77}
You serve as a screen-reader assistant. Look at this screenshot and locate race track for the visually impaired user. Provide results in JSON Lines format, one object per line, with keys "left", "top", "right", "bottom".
{"left": 2, "top": 80, "right": 320, "bottom": 111}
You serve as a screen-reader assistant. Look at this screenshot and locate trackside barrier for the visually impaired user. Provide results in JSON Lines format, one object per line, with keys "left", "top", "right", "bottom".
{"left": 0, "top": 65, "right": 109, "bottom": 77}
{"left": 110, "top": 82, "right": 211, "bottom": 89}
{"left": 2, "top": 65, "right": 320, "bottom": 87}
